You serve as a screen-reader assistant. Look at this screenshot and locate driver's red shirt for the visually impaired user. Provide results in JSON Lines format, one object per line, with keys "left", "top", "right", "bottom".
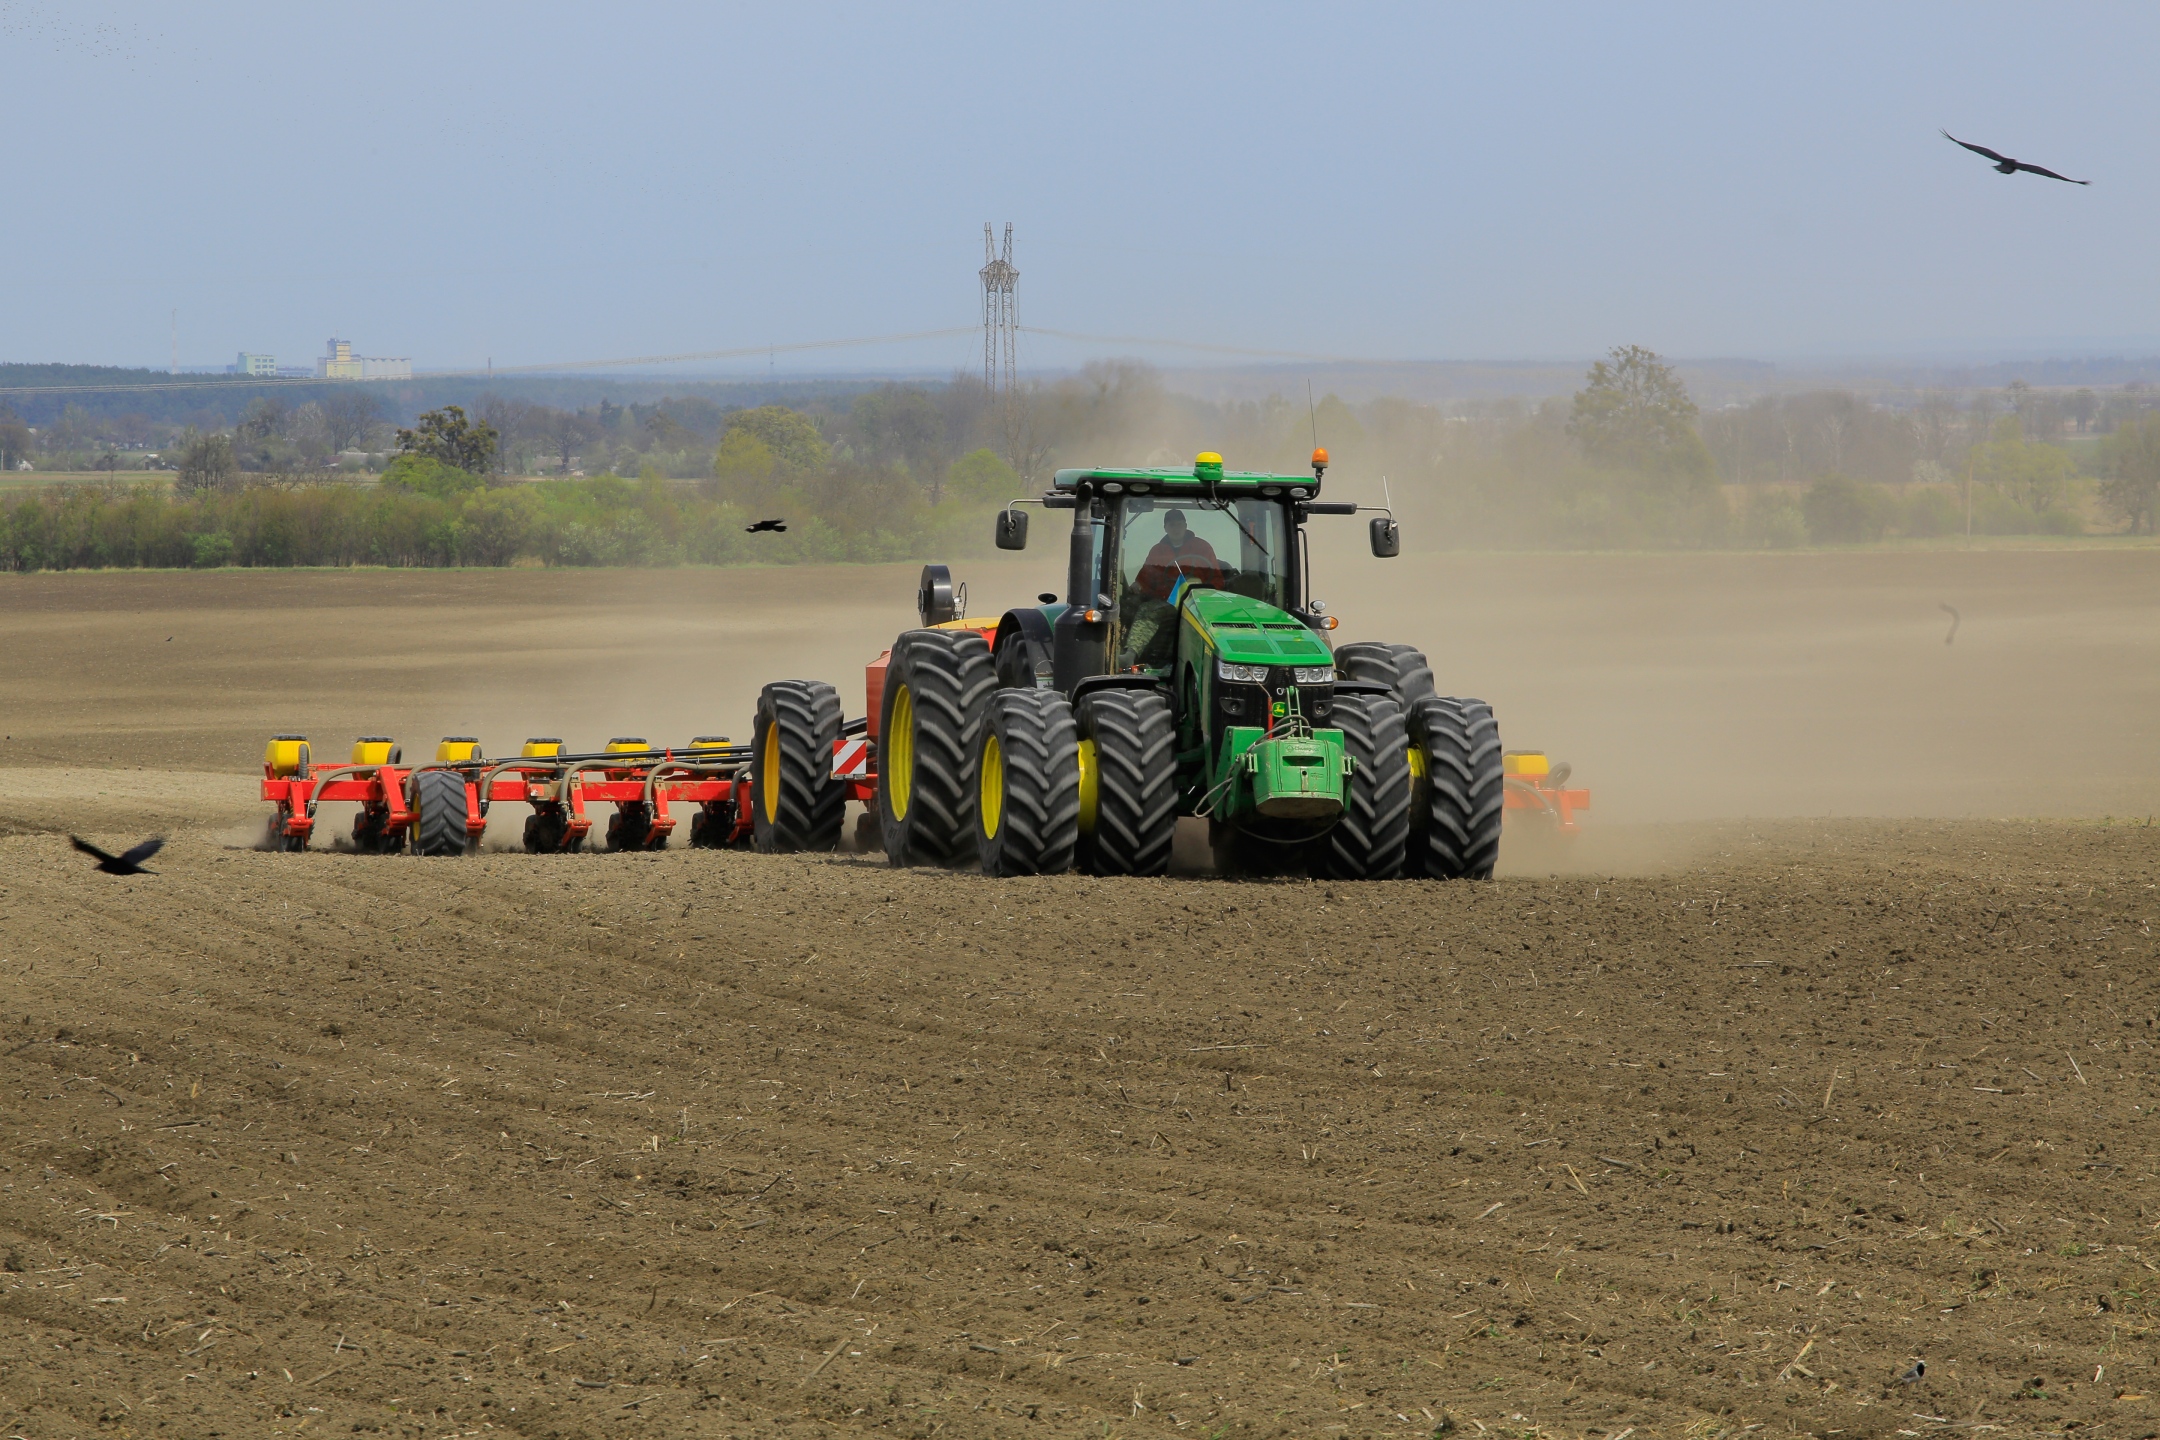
{"left": 1135, "top": 534, "right": 1225, "bottom": 599}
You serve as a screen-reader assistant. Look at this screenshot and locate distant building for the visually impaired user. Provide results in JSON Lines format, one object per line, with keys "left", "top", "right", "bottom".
{"left": 317, "top": 338, "right": 362, "bottom": 380}
{"left": 315, "top": 338, "right": 411, "bottom": 381}
{"left": 232, "top": 352, "right": 277, "bottom": 377}
{"left": 275, "top": 365, "right": 313, "bottom": 379}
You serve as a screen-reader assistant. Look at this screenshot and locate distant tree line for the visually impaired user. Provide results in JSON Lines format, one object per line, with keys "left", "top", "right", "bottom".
{"left": 5, "top": 354, "right": 2160, "bottom": 571}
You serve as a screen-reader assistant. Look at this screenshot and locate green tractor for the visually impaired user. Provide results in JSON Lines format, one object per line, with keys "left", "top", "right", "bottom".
{"left": 748, "top": 450, "right": 1502, "bottom": 880}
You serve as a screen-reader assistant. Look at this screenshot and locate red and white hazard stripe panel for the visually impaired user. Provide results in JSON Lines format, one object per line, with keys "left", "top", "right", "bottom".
{"left": 831, "top": 738, "right": 871, "bottom": 779}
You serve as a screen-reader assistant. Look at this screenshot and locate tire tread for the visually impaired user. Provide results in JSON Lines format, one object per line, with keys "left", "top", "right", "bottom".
{"left": 1080, "top": 689, "right": 1177, "bottom": 877}
{"left": 754, "top": 680, "right": 846, "bottom": 853}
{"left": 1410, "top": 695, "right": 1503, "bottom": 880}
{"left": 978, "top": 690, "right": 1079, "bottom": 876}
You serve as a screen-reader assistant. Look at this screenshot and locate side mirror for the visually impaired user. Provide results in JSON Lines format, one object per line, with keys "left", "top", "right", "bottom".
{"left": 1368, "top": 516, "right": 1400, "bottom": 558}
{"left": 995, "top": 508, "right": 1029, "bottom": 550}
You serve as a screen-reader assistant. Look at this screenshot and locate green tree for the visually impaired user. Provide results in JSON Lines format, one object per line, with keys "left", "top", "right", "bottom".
{"left": 2100, "top": 412, "right": 2160, "bottom": 533}
{"left": 1567, "top": 345, "right": 1712, "bottom": 480}
{"left": 1972, "top": 415, "right": 2077, "bottom": 513}
{"left": 944, "top": 448, "right": 1018, "bottom": 504}
{"left": 380, "top": 454, "right": 484, "bottom": 500}
{"left": 717, "top": 405, "right": 826, "bottom": 476}
{"left": 711, "top": 429, "right": 776, "bottom": 485}
{"left": 397, "top": 405, "right": 499, "bottom": 474}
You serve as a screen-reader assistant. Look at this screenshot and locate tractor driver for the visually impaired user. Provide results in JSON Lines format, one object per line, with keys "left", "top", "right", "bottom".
{"left": 1119, "top": 507, "right": 1228, "bottom": 669}
{"left": 1133, "top": 508, "right": 1226, "bottom": 598}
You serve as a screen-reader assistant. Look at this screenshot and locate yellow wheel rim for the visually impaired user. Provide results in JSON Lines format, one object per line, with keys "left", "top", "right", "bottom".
{"left": 1075, "top": 737, "right": 1098, "bottom": 836}
{"left": 761, "top": 719, "right": 782, "bottom": 823}
{"left": 979, "top": 733, "right": 1004, "bottom": 839}
{"left": 887, "top": 683, "right": 914, "bottom": 820}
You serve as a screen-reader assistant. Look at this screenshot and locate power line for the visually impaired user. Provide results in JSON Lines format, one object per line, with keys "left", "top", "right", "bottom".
{"left": 1018, "top": 327, "right": 1363, "bottom": 363}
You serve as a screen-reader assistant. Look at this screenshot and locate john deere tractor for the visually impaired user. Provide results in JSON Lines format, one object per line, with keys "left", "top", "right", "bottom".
{"left": 747, "top": 450, "right": 1502, "bottom": 880}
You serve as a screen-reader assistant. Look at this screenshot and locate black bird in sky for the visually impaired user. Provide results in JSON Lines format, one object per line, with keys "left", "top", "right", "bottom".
{"left": 744, "top": 518, "right": 788, "bottom": 534}
{"left": 70, "top": 835, "right": 163, "bottom": 875}
{"left": 1942, "top": 131, "right": 2088, "bottom": 185}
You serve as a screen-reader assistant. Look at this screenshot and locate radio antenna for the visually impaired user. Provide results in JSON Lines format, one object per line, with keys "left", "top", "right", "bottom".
{"left": 1307, "top": 379, "right": 1318, "bottom": 449}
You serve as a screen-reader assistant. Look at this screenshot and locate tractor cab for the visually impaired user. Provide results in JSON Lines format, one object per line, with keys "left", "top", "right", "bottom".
{"left": 1107, "top": 490, "right": 1293, "bottom": 670}
{"left": 993, "top": 451, "right": 1371, "bottom": 699}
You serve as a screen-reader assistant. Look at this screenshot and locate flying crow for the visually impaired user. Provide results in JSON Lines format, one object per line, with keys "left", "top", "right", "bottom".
{"left": 1942, "top": 131, "right": 2088, "bottom": 185}
{"left": 70, "top": 835, "right": 163, "bottom": 875}
{"left": 744, "top": 518, "right": 788, "bottom": 534}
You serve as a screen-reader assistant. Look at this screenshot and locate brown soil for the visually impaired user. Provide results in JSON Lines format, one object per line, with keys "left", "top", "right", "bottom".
{"left": 3, "top": 560, "right": 2160, "bottom": 1440}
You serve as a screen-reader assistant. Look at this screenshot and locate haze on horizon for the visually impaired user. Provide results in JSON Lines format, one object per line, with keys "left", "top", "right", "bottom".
{"left": 5, "top": 0, "right": 2154, "bottom": 377}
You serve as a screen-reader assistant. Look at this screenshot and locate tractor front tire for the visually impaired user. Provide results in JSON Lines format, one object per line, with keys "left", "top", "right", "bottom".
{"left": 1333, "top": 641, "right": 1436, "bottom": 709}
{"left": 1079, "top": 689, "right": 1176, "bottom": 877}
{"left": 1409, "top": 695, "right": 1503, "bottom": 880}
{"left": 752, "top": 680, "right": 846, "bottom": 853}
{"left": 878, "top": 630, "right": 995, "bottom": 867}
{"left": 411, "top": 769, "right": 470, "bottom": 857}
{"left": 1309, "top": 692, "right": 1411, "bottom": 880}
{"left": 976, "top": 689, "right": 1079, "bottom": 876}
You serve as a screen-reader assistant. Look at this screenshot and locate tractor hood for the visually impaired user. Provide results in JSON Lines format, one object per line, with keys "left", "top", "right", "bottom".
{"left": 1181, "top": 590, "right": 1332, "bottom": 667}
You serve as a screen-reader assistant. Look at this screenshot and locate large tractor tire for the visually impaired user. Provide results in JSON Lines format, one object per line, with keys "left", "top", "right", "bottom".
{"left": 878, "top": 629, "right": 995, "bottom": 867}
{"left": 1332, "top": 641, "right": 1436, "bottom": 709}
{"left": 976, "top": 689, "right": 1079, "bottom": 876}
{"left": 410, "top": 769, "right": 470, "bottom": 857}
{"left": 1309, "top": 691, "right": 1411, "bottom": 881}
{"left": 1078, "top": 688, "right": 1176, "bottom": 877}
{"left": 1408, "top": 695, "right": 1503, "bottom": 880}
{"left": 752, "top": 680, "right": 845, "bottom": 853}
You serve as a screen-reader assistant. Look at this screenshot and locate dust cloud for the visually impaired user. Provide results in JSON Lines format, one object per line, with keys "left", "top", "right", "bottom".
{"left": 1, "top": 550, "right": 2154, "bottom": 850}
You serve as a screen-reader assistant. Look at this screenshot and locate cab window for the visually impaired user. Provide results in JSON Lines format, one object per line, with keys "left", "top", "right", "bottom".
{"left": 1110, "top": 495, "right": 1288, "bottom": 669}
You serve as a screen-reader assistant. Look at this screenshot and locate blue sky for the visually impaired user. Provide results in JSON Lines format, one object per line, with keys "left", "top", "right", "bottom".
{"left": 5, "top": 1, "right": 2153, "bottom": 373}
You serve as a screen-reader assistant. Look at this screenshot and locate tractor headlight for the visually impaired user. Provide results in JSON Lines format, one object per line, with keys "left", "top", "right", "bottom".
{"left": 1292, "top": 666, "right": 1336, "bottom": 685}
{"left": 1217, "top": 660, "right": 1269, "bottom": 683}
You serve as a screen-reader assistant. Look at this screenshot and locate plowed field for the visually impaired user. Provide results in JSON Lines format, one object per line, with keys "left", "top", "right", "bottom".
{"left": 3, "top": 556, "right": 2159, "bottom": 1440}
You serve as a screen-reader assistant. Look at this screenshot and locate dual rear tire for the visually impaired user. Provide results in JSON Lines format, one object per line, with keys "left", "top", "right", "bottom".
{"left": 1307, "top": 691, "right": 1411, "bottom": 880}
{"left": 873, "top": 630, "right": 1180, "bottom": 878}
{"left": 752, "top": 680, "right": 846, "bottom": 853}
{"left": 976, "top": 689, "right": 1079, "bottom": 876}
{"left": 1333, "top": 641, "right": 1503, "bottom": 880}
{"left": 878, "top": 630, "right": 997, "bottom": 867}
{"left": 1076, "top": 689, "right": 1175, "bottom": 877}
